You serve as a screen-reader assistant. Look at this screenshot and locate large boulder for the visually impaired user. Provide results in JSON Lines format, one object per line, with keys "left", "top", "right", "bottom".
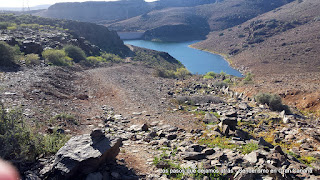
{"left": 21, "top": 40, "right": 43, "bottom": 54}
{"left": 40, "top": 129, "right": 122, "bottom": 179}
{"left": 219, "top": 116, "right": 237, "bottom": 131}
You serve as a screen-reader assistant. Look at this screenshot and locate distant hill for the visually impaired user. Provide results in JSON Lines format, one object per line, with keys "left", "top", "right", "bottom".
{"left": 106, "top": 0, "right": 294, "bottom": 41}
{"left": 0, "top": 4, "right": 51, "bottom": 11}
{"left": 193, "top": 0, "right": 320, "bottom": 75}
{"left": 193, "top": 0, "right": 320, "bottom": 111}
{"left": 36, "top": 0, "right": 152, "bottom": 24}
{"left": 35, "top": 0, "right": 293, "bottom": 41}
{"left": 108, "top": 7, "right": 210, "bottom": 41}
{"left": 36, "top": 0, "right": 218, "bottom": 24}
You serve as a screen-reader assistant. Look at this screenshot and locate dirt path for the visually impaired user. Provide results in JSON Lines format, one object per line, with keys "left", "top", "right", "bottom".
{"left": 73, "top": 64, "right": 199, "bottom": 176}
{"left": 76, "top": 64, "right": 197, "bottom": 129}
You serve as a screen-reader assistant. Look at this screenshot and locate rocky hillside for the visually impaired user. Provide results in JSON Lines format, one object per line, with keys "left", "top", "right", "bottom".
{"left": 108, "top": 7, "right": 210, "bottom": 41}
{"left": 0, "top": 14, "right": 129, "bottom": 56}
{"left": 193, "top": 0, "right": 320, "bottom": 113}
{"left": 106, "top": 0, "right": 294, "bottom": 41}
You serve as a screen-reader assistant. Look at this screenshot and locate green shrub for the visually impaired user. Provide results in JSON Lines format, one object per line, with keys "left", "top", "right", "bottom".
{"left": 80, "top": 56, "right": 102, "bottom": 67}
{"left": 0, "top": 41, "right": 17, "bottom": 66}
{"left": 154, "top": 68, "right": 191, "bottom": 79}
{"left": 153, "top": 68, "right": 175, "bottom": 78}
{"left": 64, "top": 45, "right": 86, "bottom": 63}
{"left": 7, "top": 25, "right": 17, "bottom": 31}
{"left": 42, "top": 131, "right": 69, "bottom": 155}
{"left": 223, "top": 78, "right": 232, "bottom": 84}
{"left": 243, "top": 72, "right": 254, "bottom": 83}
{"left": 0, "top": 104, "right": 70, "bottom": 162}
{"left": 0, "top": 104, "right": 41, "bottom": 161}
{"left": 255, "top": 93, "right": 290, "bottom": 113}
{"left": 0, "top": 22, "right": 10, "bottom": 29}
{"left": 174, "top": 67, "right": 191, "bottom": 79}
{"left": 101, "top": 53, "right": 123, "bottom": 63}
{"left": 203, "top": 71, "right": 216, "bottom": 79}
{"left": 220, "top": 71, "right": 226, "bottom": 75}
{"left": 25, "top": 53, "right": 40, "bottom": 66}
{"left": 255, "top": 93, "right": 271, "bottom": 105}
{"left": 42, "top": 49, "right": 72, "bottom": 66}
{"left": 269, "top": 95, "right": 287, "bottom": 112}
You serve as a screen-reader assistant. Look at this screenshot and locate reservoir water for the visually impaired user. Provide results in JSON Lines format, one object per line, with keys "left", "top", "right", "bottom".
{"left": 124, "top": 40, "right": 242, "bottom": 77}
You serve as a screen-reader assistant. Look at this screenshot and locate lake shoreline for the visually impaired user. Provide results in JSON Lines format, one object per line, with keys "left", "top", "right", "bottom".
{"left": 124, "top": 40, "right": 242, "bottom": 76}
{"left": 188, "top": 44, "right": 244, "bottom": 77}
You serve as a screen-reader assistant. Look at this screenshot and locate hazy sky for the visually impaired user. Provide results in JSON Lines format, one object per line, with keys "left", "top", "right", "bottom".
{"left": 0, "top": 0, "right": 156, "bottom": 8}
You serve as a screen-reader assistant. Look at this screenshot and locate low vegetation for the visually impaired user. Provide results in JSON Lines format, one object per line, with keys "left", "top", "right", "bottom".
{"left": 287, "top": 151, "right": 317, "bottom": 166}
{"left": 240, "top": 142, "right": 259, "bottom": 154}
{"left": 80, "top": 56, "right": 102, "bottom": 67}
{"left": 153, "top": 147, "right": 224, "bottom": 179}
{"left": 64, "top": 45, "right": 86, "bottom": 63}
{"left": 50, "top": 113, "right": 78, "bottom": 125}
{"left": 254, "top": 93, "right": 290, "bottom": 113}
{"left": 0, "top": 41, "right": 18, "bottom": 66}
{"left": 42, "top": 131, "right": 70, "bottom": 155}
{"left": 101, "top": 53, "right": 123, "bottom": 63}
{"left": 203, "top": 71, "right": 216, "bottom": 79}
{"left": 0, "top": 39, "right": 126, "bottom": 68}
{"left": 0, "top": 103, "right": 69, "bottom": 163}
{"left": 199, "top": 136, "right": 237, "bottom": 149}
{"left": 42, "top": 49, "right": 72, "bottom": 66}
{"left": 153, "top": 67, "right": 191, "bottom": 79}
{"left": 242, "top": 72, "right": 254, "bottom": 83}
{"left": 25, "top": 53, "right": 40, "bottom": 66}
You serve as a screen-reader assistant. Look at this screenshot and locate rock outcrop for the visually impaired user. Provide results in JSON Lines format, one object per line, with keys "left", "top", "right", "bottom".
{"left": 0, "top": 14, "right": 130, "bottom": 57}
{"left": 40, "top": 129, "right": 122, "bottom": 179}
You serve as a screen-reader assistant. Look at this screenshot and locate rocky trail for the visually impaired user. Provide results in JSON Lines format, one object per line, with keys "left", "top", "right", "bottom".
{"left": 1, "top": 64, "right": 320, "bottom": 179}
{"left": 79, "top": 64, "right": 197, "bottom": 130}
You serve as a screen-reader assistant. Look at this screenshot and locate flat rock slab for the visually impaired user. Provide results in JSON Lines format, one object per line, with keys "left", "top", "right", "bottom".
{"left": 180, "top": 152, "right": 206, "bottom": 160}
{"left": 40, "top": 134, "right": 121, "bottom": 179}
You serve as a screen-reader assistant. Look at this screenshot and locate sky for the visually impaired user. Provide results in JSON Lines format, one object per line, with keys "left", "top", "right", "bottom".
{"left": 0, "top": 0, "right": 156, "bottom": 8}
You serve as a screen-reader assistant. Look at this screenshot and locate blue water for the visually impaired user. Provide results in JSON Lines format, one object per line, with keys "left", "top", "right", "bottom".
{"left": 124, "top": 40, "right": 242, "bottom": 77}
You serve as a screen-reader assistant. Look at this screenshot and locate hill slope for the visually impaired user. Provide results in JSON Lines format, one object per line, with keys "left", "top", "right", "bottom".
{"left": 36, "top": 0, "right": 218, "bottom": 24}
{"left": 36, "top": 0, "right": 151, "bottom": 24}
{"left": 193, "top": 0, "right": 320, "bottom": 111}
{"left": 0, "top": 14, "right": 129, "bottom": 56}
{"left": 35, "top": 0, "right": 293, "bottom": 41}
{"left": 107, "top": 0, "right": 294, "bottom": 41}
